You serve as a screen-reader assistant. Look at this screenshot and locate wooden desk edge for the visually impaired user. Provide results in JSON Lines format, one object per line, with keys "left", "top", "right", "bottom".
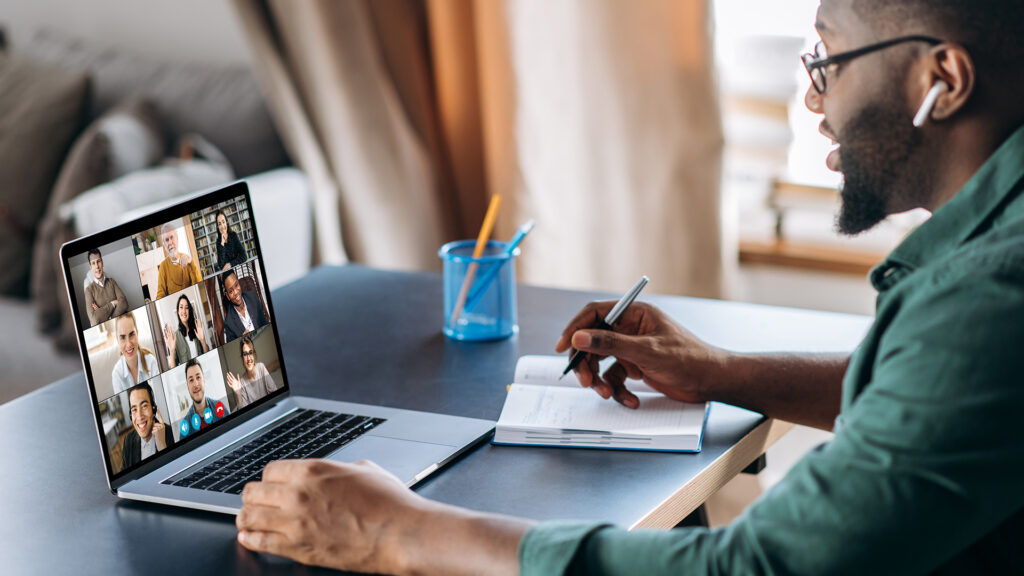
{"left": 629, "top": 418, "right": 795, "bottom": 530}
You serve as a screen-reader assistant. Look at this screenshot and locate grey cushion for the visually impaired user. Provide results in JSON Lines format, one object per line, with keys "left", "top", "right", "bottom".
{"left": 18, "top": 29, "right": 289, "bottom": 178}
{"left": 0, "top": 52, "right": 89, "bottom": 297}
{"left": 31, "top": 96, "right": 164, "bottom": 332}
{"left": 63, "top": 137, "right": 235, "bottom": 237}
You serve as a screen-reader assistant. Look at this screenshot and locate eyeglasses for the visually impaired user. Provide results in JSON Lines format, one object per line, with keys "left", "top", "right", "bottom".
{"left": 242, "top": 350, "right": 255, "bottom": 357}
{"left": 801, "top": 35, "right": 943, "bottom": 94}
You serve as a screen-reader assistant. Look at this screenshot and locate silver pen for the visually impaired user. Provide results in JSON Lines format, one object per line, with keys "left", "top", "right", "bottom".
{"left": 560, "top": 275, "right": 649, "bottom": 379}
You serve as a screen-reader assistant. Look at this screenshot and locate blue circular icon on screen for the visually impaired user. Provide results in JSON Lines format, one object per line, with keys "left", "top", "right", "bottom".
{"left": 180, "top": 419, "right": 190, "bottom": 437}
{"left": 203, "top": 407, "right": 213, "bottom": 424}
{"left": 191, "top": 414, "right": 201, "bottom": 430}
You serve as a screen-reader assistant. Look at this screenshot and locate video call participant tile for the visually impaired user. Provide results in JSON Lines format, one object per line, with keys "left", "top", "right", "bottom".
{"left": 85, "top": 307, "right": 162, "bottom": 401}
{"left": 219, "top": 325, "right": 282, "bottom": 412}
{"left": 98, "top": 376, "right": 174, "bottom": 476}
{"left": 132, "top": 217, "right": 202, "bottom": 303}
{"left": 161, "top": 349, "right": 232, "bottom": 442}
{"left": 151, "top": 284, "right": 216, "bottom": 373}
{"left": 205, "top": 258, "right": 270, "bottom": 347}
{"left": 67, "top": 237, "right": 146, "bottom": 329}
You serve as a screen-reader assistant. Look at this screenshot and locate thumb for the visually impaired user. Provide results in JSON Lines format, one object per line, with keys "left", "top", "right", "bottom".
{"left": 571, "top": 330, "right": 650, "bottom": 361}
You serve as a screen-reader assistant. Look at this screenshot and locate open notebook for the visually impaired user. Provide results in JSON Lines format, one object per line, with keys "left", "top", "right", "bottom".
{"left": 493, "top": 355, "right": 709, "bottom": 452}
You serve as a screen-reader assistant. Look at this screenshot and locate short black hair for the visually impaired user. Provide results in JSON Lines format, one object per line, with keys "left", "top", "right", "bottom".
{"left": 185, "top": 357, "right": 203, "bottom": 376}
{"left": 221, "top": 268, "right": 238, "bottom": 286}
{"left": 88, "top": 249, "right": 102, "bottom": 262}
{"left": 221, "top": 268, "right": 239, "bottom": 310}
{"left": 128, "top": 382, "right": 155, "bottom": 407}
{"left": 854, "top": 0, "right": 1024, "bottom": 68}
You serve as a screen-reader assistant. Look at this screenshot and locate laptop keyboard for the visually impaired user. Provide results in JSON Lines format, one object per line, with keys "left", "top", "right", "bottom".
{"left": 161, "top": 409, "right": 385, "bottom": 494}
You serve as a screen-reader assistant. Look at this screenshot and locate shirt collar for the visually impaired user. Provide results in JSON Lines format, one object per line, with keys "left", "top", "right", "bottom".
{"left": 117, "top": 353, "right": 153, "bottom": 380}
{"left": 92, "top": 274, "right": 106, "bottom": 287}
{"left": 870, "top": 124, "right": 1024, "bottom": 292}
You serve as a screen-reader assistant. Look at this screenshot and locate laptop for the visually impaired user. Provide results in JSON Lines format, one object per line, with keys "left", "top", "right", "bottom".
{"left": 61, "top": 181, "right": 494, "bottom": 514}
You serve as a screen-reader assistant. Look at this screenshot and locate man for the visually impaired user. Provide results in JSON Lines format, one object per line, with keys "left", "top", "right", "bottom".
{"left": 120, "top": 382, "right": 173, "bottom": 471}
{"left": 221, "top": 269, "right": 269, "bottom": 343}
{"left": 236, "top": 1, "right": 1024, "bottom": 573}
{"left": 155, "top": 222, "right": 201, "bottom": 299}
{"left": 83, "top": 249, "right": 128, "bottom": 327}
{"left": 182, "top": 358, "right": 230, "bottom": 433}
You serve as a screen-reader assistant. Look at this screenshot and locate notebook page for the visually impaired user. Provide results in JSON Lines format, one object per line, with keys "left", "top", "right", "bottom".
{"left": 514, "top": 355, "right": 655, "bottom": 393}
{"left": 499, "top": 384, "right": 705, "bottom": 436}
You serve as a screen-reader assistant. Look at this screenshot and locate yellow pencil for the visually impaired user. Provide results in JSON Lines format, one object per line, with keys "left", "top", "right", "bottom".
{"left": 450, "top": 194, "right": 502, "bottom": 326}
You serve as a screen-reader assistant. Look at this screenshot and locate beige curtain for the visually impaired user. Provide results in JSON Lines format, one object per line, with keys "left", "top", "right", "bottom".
{"left": 232, "top": 0, "right": 725, "bottom": 296}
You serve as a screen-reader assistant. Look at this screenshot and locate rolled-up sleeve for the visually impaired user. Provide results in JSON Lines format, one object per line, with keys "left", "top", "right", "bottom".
{"left": 520, "top": 269, "right": 1024, "bottom": 575}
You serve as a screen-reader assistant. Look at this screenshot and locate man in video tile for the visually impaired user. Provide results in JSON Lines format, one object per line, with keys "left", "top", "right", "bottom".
{"left": 221, "top": 269, "right": 269, "bottom": 342}
{"left": 182, "top": 358, "right": 230, "bottom": 432}
{"left": 84, "top": 249, "right": 128, "bottom": 327}
{"left": 156, "top": 223, "right": 201, "bottom": 299}
{"left": 120, "top": 382, "right": 174, "bottom": 471}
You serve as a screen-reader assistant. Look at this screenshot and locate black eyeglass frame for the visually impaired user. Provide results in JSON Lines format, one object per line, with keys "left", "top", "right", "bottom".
{"left": 802, "top": 35, "right": 944, "bottom": 94}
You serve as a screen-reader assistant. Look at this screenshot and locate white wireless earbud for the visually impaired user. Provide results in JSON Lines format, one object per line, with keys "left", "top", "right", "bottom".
{"left": 913, "top": 81, "right": 949, "bottom": 128}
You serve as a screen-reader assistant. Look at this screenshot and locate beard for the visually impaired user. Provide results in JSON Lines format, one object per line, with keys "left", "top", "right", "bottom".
{"left": 833, "top": 99, "right": 925, "bottom": 236}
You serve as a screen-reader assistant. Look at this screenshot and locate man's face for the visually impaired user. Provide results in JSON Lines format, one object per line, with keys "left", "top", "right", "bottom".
{"left": 89, "top": 254, "right": 104, "bottom": 279}
{"left": 186, "top": 365, "right": 205, "bottom": 405}
{"left": 224, "top": 274, "right": 243, "bottom": 307}
{"left": 163, "top": 228, "right": 178, "bottom": 258}
{"left": 129, "top": 388, "right": 155, "bottom": 440}
{"left": 807, "top": 0, "right": 933, "bottom": 235}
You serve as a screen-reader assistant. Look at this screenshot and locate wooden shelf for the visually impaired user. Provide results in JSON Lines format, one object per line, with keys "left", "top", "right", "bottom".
{"left": 739, "top": 238, "right": 885, "bottom": 276}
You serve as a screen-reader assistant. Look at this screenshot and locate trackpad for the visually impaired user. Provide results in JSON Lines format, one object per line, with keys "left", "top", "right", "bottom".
{"left": 325, "top": 436, "right": 455, "bottom": 483}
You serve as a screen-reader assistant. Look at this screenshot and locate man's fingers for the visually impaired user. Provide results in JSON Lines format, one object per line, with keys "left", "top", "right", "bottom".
{"left": 619, "top": 359, "right": 643, "bottom": 380}
{"left": 603, "top": 362, "right": 639, "bottom": 409}
{"left": 260, "top": 459, "right": 315, "bottom": 482}
{"left": 241, "top": 481, "right": 301, "bottom": 508}
{"left": 580, "top": 354, "right": 612, "bottom": 399}
{"left": 555, "top": 301, "right": 617, "bottom": 352}
{"left": 571, "top": 330, "right": 650, "bottom": 362}
{"left": 238, "top": 529, "right": 296, "bottom": 558}
{"left": 237, "top": 503, "right": 293, "bottom": 532}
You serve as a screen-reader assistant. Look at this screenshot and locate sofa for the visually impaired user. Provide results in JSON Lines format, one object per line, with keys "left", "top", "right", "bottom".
{"left": 0, "top": 29, "right": 313, "bottom": 404}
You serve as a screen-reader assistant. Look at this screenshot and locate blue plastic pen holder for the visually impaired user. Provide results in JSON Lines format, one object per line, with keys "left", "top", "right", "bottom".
{"left": 438, "top": 240, "right": 519, "bottom": 341}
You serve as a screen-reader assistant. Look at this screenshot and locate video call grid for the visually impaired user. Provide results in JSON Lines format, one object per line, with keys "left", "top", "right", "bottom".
{"left": 72, "top": 196, "right": 283, "bottom": 476}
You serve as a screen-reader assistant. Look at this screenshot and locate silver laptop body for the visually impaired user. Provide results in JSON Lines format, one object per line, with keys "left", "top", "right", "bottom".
{"left": 60, "top": 181, "right": 493, "bottom": 514}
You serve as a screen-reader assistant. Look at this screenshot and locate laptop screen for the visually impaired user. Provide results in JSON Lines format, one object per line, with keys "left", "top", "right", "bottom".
{"left": 61, "top": 183, "right": 289, "bottom": 481}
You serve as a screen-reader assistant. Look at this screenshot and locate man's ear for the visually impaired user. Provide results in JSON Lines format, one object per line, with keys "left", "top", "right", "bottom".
{"left": 923, "top": 43, "right": 975, "bottom": 121}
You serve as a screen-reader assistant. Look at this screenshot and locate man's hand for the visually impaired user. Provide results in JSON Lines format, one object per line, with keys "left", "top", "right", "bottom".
{"left": 179, "top": 252, "right": 192, "bottom": 267}
{"left": 153, "top": 412, "right": 167, "bottom": 450}
{"left": 91, "top": 302, "right": 99, "bottom": 311}
{"left": 555, "top": 301, "right": 728, "bottom": 408}
{"left": 236, "top": 459, "right": 428, "bottom": 574}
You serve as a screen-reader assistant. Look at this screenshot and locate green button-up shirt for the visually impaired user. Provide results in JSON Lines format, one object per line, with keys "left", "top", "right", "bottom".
{"left": 520, "top": 125, "right": 1024, "bottom": 575}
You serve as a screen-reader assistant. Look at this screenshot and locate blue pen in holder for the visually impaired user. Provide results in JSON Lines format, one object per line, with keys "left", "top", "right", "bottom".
{"left": 439, "top": 240, "right": 520, "bottom": 341}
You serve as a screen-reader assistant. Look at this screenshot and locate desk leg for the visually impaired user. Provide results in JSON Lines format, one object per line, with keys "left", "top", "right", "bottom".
{"left": 741, "top": 453, "right": 767, "bottom": 475}
{"left": 675, "top": 504, "right": 709, "bottom": 528}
